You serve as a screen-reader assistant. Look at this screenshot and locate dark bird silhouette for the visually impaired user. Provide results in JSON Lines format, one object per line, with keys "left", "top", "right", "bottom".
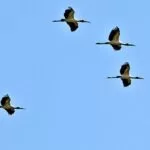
{"left": 0, "top": 94, "right": 24, "bottom": 115}
{"left": 52, "top": 7, "right": 90, "bottom": 32}
{"left": 96, "top": 26, "right": 135, "bottom": 50}
{"left": 107, "top": 62, "right": 144, "bottom": 87}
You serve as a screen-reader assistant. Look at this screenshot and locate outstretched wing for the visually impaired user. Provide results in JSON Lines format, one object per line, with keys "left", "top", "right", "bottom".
{"left": 111, "top": 44, "right": 121, "bottom": 50}
{"left": 1, "top": 94, "right": 11, "bottom": 106}
{"left": 109, "top": 26, "right": 120, "bottom": 42}
{"left": 120, "top": 62, "right": 130, "bottom": 75}
{"left": 121, "top": 78, "right": 131, "bottom": 87}
{"left": 64, "top": 7, "right": 75, "bottom": 20}
{"left": 6, "top": 108, "right": 15, "bottom": 115}
{"left": 66, "top": 22, "right": 78, "bottom": 31}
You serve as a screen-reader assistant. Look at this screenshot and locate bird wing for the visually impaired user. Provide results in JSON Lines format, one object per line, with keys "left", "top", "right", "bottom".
{"left": 108, "top": 26, "right": 120, "bottom": 41}
{"left": 5, "top": 107, "right": 15, "bottom": 115}
{"left": 121, "top": 78, "right": 131, "bottom": 87}
{"left": 66, "top": 22, "right": 78, "bottom": 31}
{"left": 120, "top": 62, "right": 130, "bottom": 75}
{"left": 111, "top": 44, "right": 121, "bottom": 50}
{"left": 1, "top": 95, "right": 11, "bottom": 106}
{"left": 64, "top": 7, "right": 75, "bottom": 19}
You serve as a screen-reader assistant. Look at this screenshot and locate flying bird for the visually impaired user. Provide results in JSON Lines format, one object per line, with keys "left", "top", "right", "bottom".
{"left": 96, "top": 26, "right": 135, "bottom": 50}
{"left": 52, "top": 7, "right": 90, "bottom": 32}
{"left": 0, "top": 94, "right": 24, "bottom": 115}
{"left": 107, "top": 62, "right": 144, "bottom": 87}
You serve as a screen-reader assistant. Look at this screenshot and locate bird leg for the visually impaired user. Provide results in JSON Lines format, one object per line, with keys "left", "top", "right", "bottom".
{"left": 52, "top": 19, "right": 66, "bottom": 22}
{"left": 96, "top": 42, "right": 110, "bottom": 45}
{"left": 107, "top": 76, "right": 121, "bottom": 79}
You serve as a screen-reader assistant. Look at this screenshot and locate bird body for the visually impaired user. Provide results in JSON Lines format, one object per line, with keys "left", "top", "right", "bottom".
{"left": 52, "top": 7, "right": 90, "bottom": 31}
{"left": 0, "top": 94, "right": 24, "bottom": 115}
{"left": 96, "top": 26, "right": 135, "bottom": 50}
{"left": 107, "top": 62, "right": 143, "bottom": 87}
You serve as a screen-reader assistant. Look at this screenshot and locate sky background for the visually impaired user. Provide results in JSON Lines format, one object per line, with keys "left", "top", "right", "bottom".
{"left": 0, "top": 0, "right": 149, "bottom": 150}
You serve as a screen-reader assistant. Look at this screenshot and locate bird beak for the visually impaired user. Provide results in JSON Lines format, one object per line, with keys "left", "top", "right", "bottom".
{"left": 130, "top": 44, "right": 135, "bottom": 46}
{"left": 52, "top": 20, "right": 58, "bottom": 22}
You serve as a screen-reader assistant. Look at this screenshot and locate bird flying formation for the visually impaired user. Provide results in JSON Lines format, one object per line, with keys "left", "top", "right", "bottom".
{"left": 53, "top": 6, "right": 143, "bottom": 87}
{"left": 0, "top": 6, "right": 144, "bottom": 116}
{"left": 52, "top": 7, "right": 90, "bottom": 31}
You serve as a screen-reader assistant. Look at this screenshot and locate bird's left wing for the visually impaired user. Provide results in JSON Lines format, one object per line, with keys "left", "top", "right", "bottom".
{"left": 120, "top": 62, "right": 130, "bottom": 75}
{"left": 109, "top": 26, "right": 120, "bottom": 42}
{"left": 1, "top": 94, "right": 11, "bottom": 106}
{"left": 64, "top": 7, "right": 75, "bottom": 19}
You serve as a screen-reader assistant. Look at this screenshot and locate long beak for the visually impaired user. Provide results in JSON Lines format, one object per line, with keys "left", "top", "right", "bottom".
{"left": 84, "top": 21, "right": 91, "bottom": 23}
{"left": 128, "top": 44, "right": 135, "bottom": 46}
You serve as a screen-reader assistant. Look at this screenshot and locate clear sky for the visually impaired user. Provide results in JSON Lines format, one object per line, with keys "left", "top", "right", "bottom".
{"left": 0, "top": 0, "right": 149, "bottom": 150}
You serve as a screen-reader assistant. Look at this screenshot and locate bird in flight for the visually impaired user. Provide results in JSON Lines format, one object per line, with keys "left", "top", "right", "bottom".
{"left": 52, "top": 7, "right": 90, "bottom": 32}
{"left": 96, "top": 26, "right": 135, "bottom": 50}
{"left": 107, "top": 62, "right": 144, "bottom": 87}
{"left": 0, "top": 94, "right": 25, "bottom": 115}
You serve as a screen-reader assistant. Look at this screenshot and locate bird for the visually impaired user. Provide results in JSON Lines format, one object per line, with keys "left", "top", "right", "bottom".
{"left": 52, "top": 7, "right": 90, "bottom": 32}
{"left": 107, "top": 62, "right": 144, "bottom": 87}
{"left": 96, "top": 26, "right": 135, "bottom": 50}
{"left": 0, "top": 94, "right": 24, "bottom": 115}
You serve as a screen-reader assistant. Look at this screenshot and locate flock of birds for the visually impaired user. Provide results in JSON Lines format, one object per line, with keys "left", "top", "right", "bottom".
{"left": 0, "top": 6, "right": 143, "bottom": 115}
{"left": 52, "top": 6, "right": 144, "bottom": 87}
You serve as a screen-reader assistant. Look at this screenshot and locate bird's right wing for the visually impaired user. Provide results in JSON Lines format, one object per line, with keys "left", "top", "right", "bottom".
{"left": 111, "top": 44, "right": 121, "bottom": 50}
{"left": 66, "top": 22, "right": 78, "bottom": 31}
{"left": 121, "top": 78, "right": 131, "bottom": 87}
{"left": 5, "top": 107, "right": 15, "bottom": 115}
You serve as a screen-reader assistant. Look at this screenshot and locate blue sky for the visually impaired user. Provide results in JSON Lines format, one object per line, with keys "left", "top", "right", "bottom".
{"left": 0, "top": 0, "right": 149, "bottom": 150}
